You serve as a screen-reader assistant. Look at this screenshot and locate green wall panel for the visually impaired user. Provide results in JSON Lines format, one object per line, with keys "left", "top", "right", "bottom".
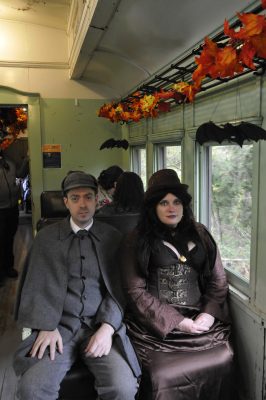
{"left": 40, "top": 98, "right": 123, "bottom": 189}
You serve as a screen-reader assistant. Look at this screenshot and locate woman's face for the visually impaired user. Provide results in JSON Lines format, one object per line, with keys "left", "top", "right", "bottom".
{"left": 156, "top": 193, "right": 183, "bottom": 228}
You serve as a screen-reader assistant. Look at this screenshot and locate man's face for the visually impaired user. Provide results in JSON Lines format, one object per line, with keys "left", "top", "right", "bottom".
{"left": 64, "top": 187, "right": 97, "bottom": 228}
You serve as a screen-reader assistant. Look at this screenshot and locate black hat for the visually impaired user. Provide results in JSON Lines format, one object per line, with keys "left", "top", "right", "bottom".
{"left": 62, "top": 171, "right": 98, "bottom": 194}
{"left": 144, "top": 169, "right": 191, "bottom": 205}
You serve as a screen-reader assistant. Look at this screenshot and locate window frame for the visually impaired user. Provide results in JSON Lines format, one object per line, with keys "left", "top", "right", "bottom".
{"left": 196, "top": 141, "right": 258, "bottom": 295}
{"left": 130, "top": 144, "right": 147, "bottom": 188}
{"left": 154, "top": 141, "right": 182, "bottom": 179}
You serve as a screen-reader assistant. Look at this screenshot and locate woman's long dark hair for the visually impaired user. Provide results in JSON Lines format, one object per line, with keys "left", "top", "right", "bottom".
{"left": 136, "top": 188, "right": 198, "bottom": 272}
{"left": 113, "top": 171, "right": 144, "bottom": 212}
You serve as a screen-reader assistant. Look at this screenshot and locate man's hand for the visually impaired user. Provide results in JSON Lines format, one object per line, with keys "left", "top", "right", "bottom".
{"left": 84, "top": 323, "right": 114, "bottom": 358}
{"left": 30, "top": 328, "right": 63, "bottom": 360}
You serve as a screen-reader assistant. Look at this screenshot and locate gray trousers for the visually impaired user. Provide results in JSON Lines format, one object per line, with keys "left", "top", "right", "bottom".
{"left": 17, "top": 328, "right": 138, "bottom": 400}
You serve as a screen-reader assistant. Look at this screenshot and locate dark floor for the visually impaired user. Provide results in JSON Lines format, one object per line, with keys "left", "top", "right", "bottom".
{"left": 0, "top": 214, "right": 33, "bottom": 400}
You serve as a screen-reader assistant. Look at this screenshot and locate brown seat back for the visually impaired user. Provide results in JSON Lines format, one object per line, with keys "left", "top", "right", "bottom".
{"left": 94, "top": 213, "right": 140, "bottom": 234}
{"left": 36, "top": 191, "right": 69, "bottom": 231}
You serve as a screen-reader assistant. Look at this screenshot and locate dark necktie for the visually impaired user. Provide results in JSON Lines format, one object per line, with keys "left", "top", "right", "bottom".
{"left": 76, "top": 229, "right": 88, "bottom": 239}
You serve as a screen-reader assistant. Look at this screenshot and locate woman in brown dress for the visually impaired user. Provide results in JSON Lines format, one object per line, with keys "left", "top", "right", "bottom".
{"left": 120, "top": 169, "right": 235, "bottom": 400}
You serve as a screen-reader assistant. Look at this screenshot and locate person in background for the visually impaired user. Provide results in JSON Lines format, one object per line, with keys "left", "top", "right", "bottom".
{"left": 13, "top": 170, "right": 140, "bottom": 400}
{"left": 120, "top": 168, "right": 234, "bottom": 400}
{"left": 96, "top": 165, "right": 123, "bottom": 209}
{"left": 0, "top": 150, "right": 29, "bottom": 286}
{"left": 97, "top": 171, "right": 144, "bottom": 215}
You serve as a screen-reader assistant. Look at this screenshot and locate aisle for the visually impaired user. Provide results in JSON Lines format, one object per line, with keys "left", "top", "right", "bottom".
{"left": 0, "top": 217, "right": 33, "bottom": 400}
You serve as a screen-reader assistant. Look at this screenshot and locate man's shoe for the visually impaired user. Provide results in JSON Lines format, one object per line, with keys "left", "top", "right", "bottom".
{"left": 6, "top": 268, "right": 19, "bottom": 279}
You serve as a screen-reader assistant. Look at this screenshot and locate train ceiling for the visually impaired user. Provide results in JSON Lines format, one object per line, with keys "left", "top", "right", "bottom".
{"left": 0, "top": 0, "right": 263, "bottom": 99}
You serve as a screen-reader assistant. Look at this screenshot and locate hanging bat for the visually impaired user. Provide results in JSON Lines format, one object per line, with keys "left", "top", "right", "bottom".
{"left": 196, "top": 122, "right": 266, "bottom": 147}
{"left": 100, "top": 138, "right": 129, "bottom": 150}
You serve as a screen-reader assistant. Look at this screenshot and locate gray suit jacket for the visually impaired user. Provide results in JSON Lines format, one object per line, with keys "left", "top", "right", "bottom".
{"left": 14, "top": 218, "right": 141, "bottom": 377}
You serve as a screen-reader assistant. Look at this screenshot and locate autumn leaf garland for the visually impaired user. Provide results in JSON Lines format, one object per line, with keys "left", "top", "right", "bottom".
{"left": 98, "top": 0, "right": 266, "bottom": 123}
{"left": 0, "top": 108, "right": 28, "bottom": 150}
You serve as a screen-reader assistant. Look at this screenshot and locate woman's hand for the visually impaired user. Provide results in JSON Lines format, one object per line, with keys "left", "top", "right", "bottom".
{"left": 194, "top": 313, "right": 215, "bottom": 330}
{"left": 30, "top": 329, "right": 63, "bottom": 360}
{"left": 178, "top": 317, "right": 209, "bottom": 333}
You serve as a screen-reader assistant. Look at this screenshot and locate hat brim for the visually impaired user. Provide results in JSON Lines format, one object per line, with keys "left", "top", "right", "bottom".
{"left": 144, "top": 183, "right": 191, "bottom": 205}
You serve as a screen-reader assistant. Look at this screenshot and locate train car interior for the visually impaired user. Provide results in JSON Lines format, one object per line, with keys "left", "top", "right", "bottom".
{"left": 0, "top": 1, "right": 266, "bottom": 399}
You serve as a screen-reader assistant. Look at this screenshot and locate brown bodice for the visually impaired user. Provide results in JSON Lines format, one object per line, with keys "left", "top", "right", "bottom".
{"left": 158, "top": 262, "right": 201, "bottom": 306}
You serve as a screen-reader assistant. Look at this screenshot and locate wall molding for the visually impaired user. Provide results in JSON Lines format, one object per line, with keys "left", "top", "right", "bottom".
{"left": 0, "top": 61, "right": 69, "bottom": 69}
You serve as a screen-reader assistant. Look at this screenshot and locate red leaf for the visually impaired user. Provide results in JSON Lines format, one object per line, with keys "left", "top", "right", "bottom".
{"left": 157, "top": 90, "right": 174, "bottom": 100}
{"left": 239, "top": 42, "right": 256, "bottom": 69}
{"left": 250, "top": 33, "right": 266, "bottom": 58}
{"left": 172, "top": 92, "right": 185, "bottom": 103}
{"left": 158, "top": 102, "right": 171, "bottom": 112}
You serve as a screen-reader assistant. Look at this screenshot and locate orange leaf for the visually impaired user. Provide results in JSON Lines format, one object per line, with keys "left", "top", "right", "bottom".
{"left": 262, "top": 0, "right": 266, "bottom": 9}
{"left": 238, "top": 13, "right": 266, "bottom": 37}
{"left": 224, "top": 19, "right": 240, "bottom": 40}
{"left": 120, "top": 111, "right": 131, "bottom": 122}
{"left": 239, "top": 42, "right": 256, "bottom": 69}
{"left": 172, "top": 81, "right": 199, "bottom": 102}
{"left": 183, "top": 84, "right": 199, "bottom": 102}
{"left": 192, "top": 63, "right": 205, "bottom": 88}
{"left": 215, "top": 46, "right": 243, "bottom": 77}
{"left": 98, "top": 103, "right": 113, "bottom": 118}
{"left": 224, "top": 13, "right": 266, "bottom": 40}
{"left": 193, "top": 37, "right": 220, "bottom": 83}
{"left": 195, "top": 37, "right": 218, "bottom": 70}
{"left": 130, "top": 110, "right": 142, "bottom": 122}
{"left": 250, "top": 33, "right": 266, "bottom": 58}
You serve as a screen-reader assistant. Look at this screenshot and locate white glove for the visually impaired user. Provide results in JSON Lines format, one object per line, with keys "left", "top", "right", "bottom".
{"left": 194, "top": 313, "right": 215, "bottom": 330}
{"left": 178, "top": 317, "right": 209, "bottom": 333}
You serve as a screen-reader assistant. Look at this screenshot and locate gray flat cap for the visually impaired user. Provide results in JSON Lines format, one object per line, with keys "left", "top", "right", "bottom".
{"left": 62, "top": 171, "right": 98, "bottom": 193}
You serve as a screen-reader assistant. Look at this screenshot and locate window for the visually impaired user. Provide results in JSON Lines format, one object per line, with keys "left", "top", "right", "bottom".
{"left": 156, "top": 143, "right": 182, "bottom": 180}
{"left": 131, "top": 146, "right": 147, "bottom": 188}
{"left": 198, "top": 144, "right": 253, "bottom": 285}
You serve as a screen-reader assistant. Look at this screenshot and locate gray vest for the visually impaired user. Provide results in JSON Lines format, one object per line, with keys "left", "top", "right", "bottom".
{"left": 59, "top": 232, "right": 105, "bottom": 340}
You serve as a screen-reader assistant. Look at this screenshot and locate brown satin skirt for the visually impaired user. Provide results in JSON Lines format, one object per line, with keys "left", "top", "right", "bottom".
{"left": 127, "top": 318, "right": 235, "bottom": 400}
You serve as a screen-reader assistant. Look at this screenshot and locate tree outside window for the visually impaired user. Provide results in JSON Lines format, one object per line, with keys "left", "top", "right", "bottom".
{"left": 210, "top": 144, "right": 253, "bottom": 281}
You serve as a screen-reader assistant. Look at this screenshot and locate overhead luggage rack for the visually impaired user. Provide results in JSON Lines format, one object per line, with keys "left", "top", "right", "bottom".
{"left": 98, "top": 2, "right": 266, "bottom": 123}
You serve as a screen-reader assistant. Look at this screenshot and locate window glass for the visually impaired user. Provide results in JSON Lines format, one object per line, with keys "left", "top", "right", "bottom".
{"left": 210, "top": 144, "right": 253, "bottom": 282}
{"left": 131, "top": 146, "right": 147, "bottom": 188}
{"left": 156, "top": 144, "right": 182, "bottom": 180}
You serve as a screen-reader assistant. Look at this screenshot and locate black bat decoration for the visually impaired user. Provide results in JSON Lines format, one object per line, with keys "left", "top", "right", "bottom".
{"left": 100, "top": 138, "right": 129, "bottom": 150}
{"left": 196, "top": 121, "right": 266, "bottom": 147}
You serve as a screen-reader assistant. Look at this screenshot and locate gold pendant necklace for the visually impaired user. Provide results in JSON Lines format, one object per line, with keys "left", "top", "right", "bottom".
{"left": 179, "top": 255, "right": 187, "bottom": 263}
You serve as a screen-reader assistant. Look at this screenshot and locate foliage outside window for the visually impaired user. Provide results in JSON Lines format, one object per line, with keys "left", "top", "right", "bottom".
{"left": 210, "top": 145, "right": 253, "bottom": 282}
{"left": 156, "top": 144, "right": 182, "bottom": 180}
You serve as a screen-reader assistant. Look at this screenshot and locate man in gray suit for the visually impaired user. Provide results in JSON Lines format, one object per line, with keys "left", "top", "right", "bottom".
{"left": 14, "top": 171, "right": 140, "bottom": 400}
